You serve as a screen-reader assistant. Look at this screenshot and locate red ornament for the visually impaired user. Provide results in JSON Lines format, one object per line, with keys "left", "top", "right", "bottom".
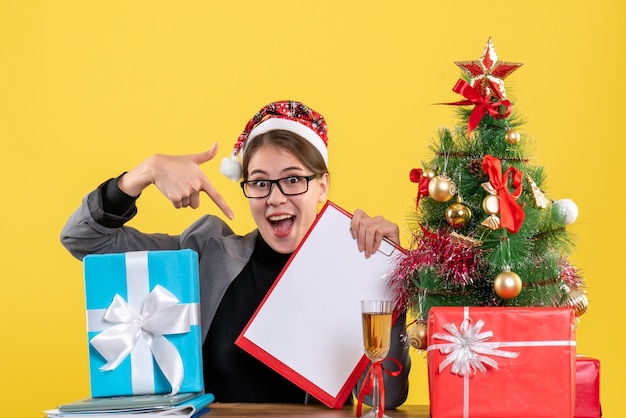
{"left": 455, "top": 37, "right": 522, "bottom": 100}
{"left": 409, "top": 168, "right": 431, "bottom": 212}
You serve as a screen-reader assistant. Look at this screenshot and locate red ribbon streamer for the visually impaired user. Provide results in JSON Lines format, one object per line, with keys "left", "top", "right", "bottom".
{"left": 482, "top": 154, "right": 525, "bottom": 233}
{"left": 443, "top": 79, "right": 512, "bottom": 136}
{"left": 356, "top": 358, "right": 402, "bottom": 418}
{"left": 409, "top": 168, "right": 430, "bottom": 212}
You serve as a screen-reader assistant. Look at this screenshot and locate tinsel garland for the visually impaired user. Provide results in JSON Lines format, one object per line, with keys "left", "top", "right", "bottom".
{"left": 389, "top": 226, "right": 485, "bottom": 310}
{"left": 558, "top": 257, "right": 584, "bottom": 289}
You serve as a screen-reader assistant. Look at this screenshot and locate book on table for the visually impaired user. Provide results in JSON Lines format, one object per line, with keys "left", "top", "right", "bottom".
{"left": 45, "top": 392, "right": 214, "bottom": 417}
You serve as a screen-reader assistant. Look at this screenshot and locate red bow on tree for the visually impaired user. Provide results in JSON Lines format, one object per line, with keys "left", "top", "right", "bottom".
{"left": 409, "top": 168, "right": 430, "bottom": 212}
{"left": 482, "top": 154, "right": 525, "bottom": 233}
{"left": 444, "top": 79, "right": 512, "bottom": 136}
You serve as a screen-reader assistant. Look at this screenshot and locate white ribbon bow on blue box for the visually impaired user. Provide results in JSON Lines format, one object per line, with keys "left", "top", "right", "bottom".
{"left": 84, "top": 250, "right": 203, "bottom": 397}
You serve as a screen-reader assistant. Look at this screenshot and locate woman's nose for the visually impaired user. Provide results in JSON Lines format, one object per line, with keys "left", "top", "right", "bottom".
{"left": 266, "top": 182, "right": 287, "bottom": 205}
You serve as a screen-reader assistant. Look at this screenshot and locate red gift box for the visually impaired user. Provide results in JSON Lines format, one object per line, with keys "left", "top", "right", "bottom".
{"left": 427, "top": 307, "right": 576, "bottom": 418}
{"left": 575, "top": 355, "right": 602, "bottom": 417}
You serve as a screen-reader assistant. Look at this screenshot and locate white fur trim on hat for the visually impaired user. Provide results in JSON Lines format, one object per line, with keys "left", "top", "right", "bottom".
{"left": 247, "top": 118, "right": 329, "bottom": 165}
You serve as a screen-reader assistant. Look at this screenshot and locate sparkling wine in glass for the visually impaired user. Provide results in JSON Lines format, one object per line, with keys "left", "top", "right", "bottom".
{"left": 360, "top": 300, "right": 393, "bottom": 418}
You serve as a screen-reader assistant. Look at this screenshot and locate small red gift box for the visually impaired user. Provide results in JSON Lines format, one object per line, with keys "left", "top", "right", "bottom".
{"left": 427, "top": 307, "right": 576, "bottom": 418}
{"left": 575, "top": 355, "right": 602, "bottom": 417}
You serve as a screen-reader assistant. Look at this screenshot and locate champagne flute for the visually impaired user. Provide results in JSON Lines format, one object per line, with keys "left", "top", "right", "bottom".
{"left": 360, "top": 300, "right": 393, "bottom": 418}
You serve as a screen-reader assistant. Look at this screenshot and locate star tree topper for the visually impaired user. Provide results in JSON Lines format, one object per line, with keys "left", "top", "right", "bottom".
{"left": 455, "top": 37, "right": 522, "bottom": 99}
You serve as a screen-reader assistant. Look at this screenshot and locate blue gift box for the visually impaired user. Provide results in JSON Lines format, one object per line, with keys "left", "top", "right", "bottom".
{"left": 84, "top": 249, "right": 203, "bottom": 397}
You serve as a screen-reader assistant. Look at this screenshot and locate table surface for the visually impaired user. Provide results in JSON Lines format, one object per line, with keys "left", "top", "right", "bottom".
{"left": 201, "top": 403, "right": 430, "bottom": 417}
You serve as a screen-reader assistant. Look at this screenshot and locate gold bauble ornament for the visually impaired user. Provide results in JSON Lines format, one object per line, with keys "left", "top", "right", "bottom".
{"left": 428, "top": 174, "right": 457, "bottom": 202}
{"left": 423, "top": 168, "right": 437, "bottom": 179}
{"left": 505, "top": 128, "right": 521, "bottom": 144}
{"left": 408, "top": 322, "right": 428, "bottom": 350}
{"left": 566, "top": 288, "right": 589, "bottom": 317}
{"left": 446, "top": 202, "right": 472, "bottom": 228}
{"left": 494, "top": 270, "right": 522, "bottom": 299}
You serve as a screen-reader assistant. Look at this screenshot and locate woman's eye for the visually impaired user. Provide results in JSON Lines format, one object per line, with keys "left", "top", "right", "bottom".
{"left": 285, "top": 176, "right": 300, "bottom": 184}
{"left": 252, "top": 180, "right": 270, "bottom": 188}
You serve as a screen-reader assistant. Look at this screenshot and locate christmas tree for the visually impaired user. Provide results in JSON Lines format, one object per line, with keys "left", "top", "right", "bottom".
{"left": 390, "top": 38, "right": 587, "bottom": 350}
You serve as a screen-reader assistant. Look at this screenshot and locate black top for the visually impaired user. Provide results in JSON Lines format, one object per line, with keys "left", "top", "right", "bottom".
{"left": 202, "top": 234, "right": 306, "bottom": 402}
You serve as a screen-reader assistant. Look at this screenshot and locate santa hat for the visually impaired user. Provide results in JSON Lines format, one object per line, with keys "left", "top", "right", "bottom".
{"left": 220, "top": 100, "right": 328, "bottom": 181}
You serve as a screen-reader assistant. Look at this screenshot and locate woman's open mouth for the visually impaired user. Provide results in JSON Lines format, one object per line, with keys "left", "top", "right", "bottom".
{"left": 268, "top": 214, "right": 295, "bottom": 237}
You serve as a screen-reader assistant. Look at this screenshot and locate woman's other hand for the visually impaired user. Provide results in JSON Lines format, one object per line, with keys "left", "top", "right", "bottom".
{"left": 350, "top": 208, "right": 400, "bottom": 258}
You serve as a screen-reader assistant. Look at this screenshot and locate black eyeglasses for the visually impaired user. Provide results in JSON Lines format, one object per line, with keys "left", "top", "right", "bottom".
{"left": 240, "top": 174, "right": 321, "bottom": 198}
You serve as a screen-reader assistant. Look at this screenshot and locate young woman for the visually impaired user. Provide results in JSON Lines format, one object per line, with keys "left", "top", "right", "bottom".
{"left": 61, "top": 100, "right": 410, "bottom": 406}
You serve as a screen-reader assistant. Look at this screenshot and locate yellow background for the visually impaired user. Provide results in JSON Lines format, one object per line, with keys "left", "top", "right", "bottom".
{"left": 1, "top": 1, "right": 623, "bottom": 416}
